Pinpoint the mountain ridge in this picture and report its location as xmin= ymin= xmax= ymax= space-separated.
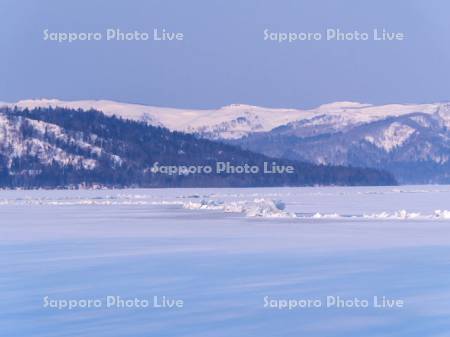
xmin=4 ymin=98 xmax=449 ymax=140
xmin=3 ymin=98 xmax=450 ymax=184
xmin=0 ymin=106 xmax=396 ymax=188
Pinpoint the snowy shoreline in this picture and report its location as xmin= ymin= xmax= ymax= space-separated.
xmin=2 ymin=187 xmax=450 ymax=220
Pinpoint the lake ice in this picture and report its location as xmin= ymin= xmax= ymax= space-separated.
xmin=1 ymin=186 xmax=450 ymax=336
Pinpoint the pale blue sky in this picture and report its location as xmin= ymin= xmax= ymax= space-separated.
xmin=1 ymin=0 xmax=449 ymax=108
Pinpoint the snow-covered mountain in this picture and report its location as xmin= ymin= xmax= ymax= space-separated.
xmin=0 ymin=106 xmax=396 ymax=188
xmin=5 ymin=98 xmax=449 ymax=140
xmin=232 ymin=110 xmax=450 ymax=183
xmin=3 ymin=99 xmax=310 ymax=139
xmin=3 ymin=98 xmax=450 ymax=183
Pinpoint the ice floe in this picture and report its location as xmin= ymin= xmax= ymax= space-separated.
xmin=1 ymin=190 xmax=450 ymax=221
xmin=183 ymin=198 xmax=295 ymax=218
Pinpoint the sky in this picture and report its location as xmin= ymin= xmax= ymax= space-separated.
xmin=0 ymin=0 xmax=449 ymax=109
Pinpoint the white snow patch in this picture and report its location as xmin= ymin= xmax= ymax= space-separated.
xmin=364 ymin=122 xmax=416 ymax=152
xmin=311 ymin=212 xmax=341 ymax=219
xmin=434 ymin=210 xmax=450 ymax=219
xmin=363 ymin=210 xmax=422 ymax=220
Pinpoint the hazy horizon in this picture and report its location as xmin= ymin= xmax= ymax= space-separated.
xmin=2 ymin=97 xmax=450 ymax=111
xmin=1 ymin=0 xmax=450 ymax=109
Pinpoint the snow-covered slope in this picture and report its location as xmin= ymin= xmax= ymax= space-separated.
xmin=4 ymin=98 xmax=450 ymax=183
xmin=1 ymin=107 xmax=398 ymax=188
xmin=3 ymin=99 xmax=311 ymax=139
xmin=4 ymin=99 xmax=449 ymax=140
xmin=233 ymin=111 xmax=450 ymax=184
xmin=0 ymin=113 xmax=100 ymax=170
xmin=363 ymin=122 xmax=416 ymax=152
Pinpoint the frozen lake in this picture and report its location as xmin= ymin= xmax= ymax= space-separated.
xmin=2 ymin=186 xmax=450 ymax=336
